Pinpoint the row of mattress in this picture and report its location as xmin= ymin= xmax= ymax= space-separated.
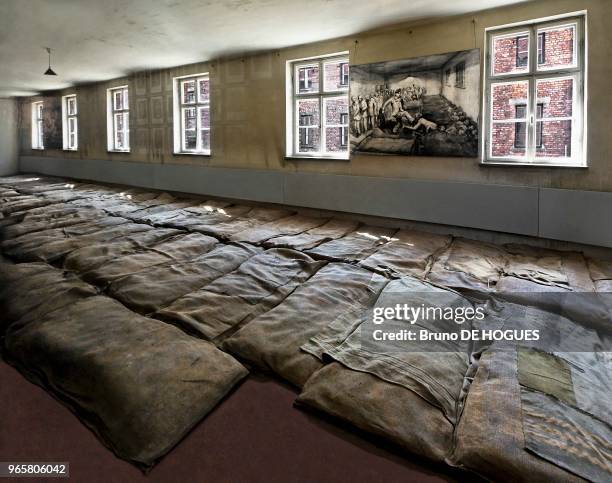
xmin=1 ymin=174 xmax=611 ymax=480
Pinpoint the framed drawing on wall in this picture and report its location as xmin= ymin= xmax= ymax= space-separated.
xmin=42 ymin=97 xmax=63 ymax=150
xmin=349 ymin=48 xmax=480 ymax=157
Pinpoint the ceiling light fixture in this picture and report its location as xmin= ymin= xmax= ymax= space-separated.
xmin=44 ymin=47 xmax=57 ymax=76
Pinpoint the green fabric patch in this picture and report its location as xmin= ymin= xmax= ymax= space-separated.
xmin=517 ymin=347 xmax=576 ymax=406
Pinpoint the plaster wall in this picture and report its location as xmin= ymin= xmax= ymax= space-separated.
xmin=17 ymin=0 xmax=612 ymax=192
xmin=0 ymin=98 xmax=18 ymax=175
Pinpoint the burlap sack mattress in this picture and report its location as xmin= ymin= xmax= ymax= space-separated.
xmin=1 ymin=174 xmax=610 ymax=479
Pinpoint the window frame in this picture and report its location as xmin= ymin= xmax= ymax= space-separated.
xmin=31 ymin=101 xmax=44 ymax=150
xmin=107 ymin=86 xmax=130 ymax=152
xmin=62 ymin=94 xmax=78 ymax=151
xmin=172 ymin=73 xmax=211 ymax=156
xmin=286 ymin=52 xmax=350 ymax=160
xmin=483 ymin=15 xmax=586 ymax=167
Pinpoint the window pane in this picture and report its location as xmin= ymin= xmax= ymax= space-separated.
xmin=324 ymin=97 xmax=349 ymax=153
xmin=114 ymin=91 xmax=123 ymax=110
xmin=114 ymin=112 xmax=128 ymax=149
xmin=534 ymin=120 xmax=572 ymax=158
xmin=297 ymin=98 xmax=320 ymax=152
xmin=68 ymin=97 xmax=76 ymax=115
xmin=198 ymin=78 xmax=210 ymax=103
xmin=492 ymin=122 xmax=526 ymax=157
xmin=536 ymin=104 xmax=544 ymax=148
xmin=37 ymin=120 xmax=44 ymax=148
xmin=37 ymin=104 xmax=43 ymax=118
xmin=183 ymin=107 xmax=196 ymax=130
xmin=490 ymin=81 xmax=529 ymax=157
xmin=114 ymin=113 xmax=124 ymax=149
xmin=182 ymin=80 xmax=196 ymax=104
xmin=183 ymin=108 xmax=196 ymax=150
xmin=512 ymin=105 xmax=527 ymax=149
xmin=536 ymin=77 xmax=573 ymax=118
xmin=324 ymin=97 xmax=348 ymax=125
xmin=184 ymin=131 xmax=197 ymax=150
xmin=323 ymin=60 xmax=349 ymax=91
xmin=535 ymin=77 xmax=573 ymax=159
xmin=491 ymin=81 xmax=529 ymax=120
xmin=69 ymin=117 xmax=76 ymax=133
xmin=199 ymin=107 xmax=210 ymax=129
xmin=296 ymin=65 xmax=319 ymax=94
xmin=200 ymin=130 xmax=210 ymax=151
xmin=537 ymin=24 xmax=576 ymax=70
xmin=123 ymin=89 xmax=129 ymax=109
xmin=492 ymin=32 xmax=530 ymax=75
xmin=326 ymin=126 xmax=349 ymax=152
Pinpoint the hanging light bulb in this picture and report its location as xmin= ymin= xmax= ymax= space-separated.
xmin=44 ymin=47 xmax=57 ymax=76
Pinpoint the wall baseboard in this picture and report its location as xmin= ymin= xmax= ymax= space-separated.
xmin=539 ymin=188 xmax=612 ymax=248
xmin=18 ymin=155 xmax=612 ymax=248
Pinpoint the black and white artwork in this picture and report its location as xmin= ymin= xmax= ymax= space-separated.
xmin=350 ymin=48 xmax=480 ymax=157
xmin=42 ymin=97 xmax=63 ymax=150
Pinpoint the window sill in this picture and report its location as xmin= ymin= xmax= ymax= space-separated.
xmin=285 ymin=155 xmax=350 ymax=162
xmin=63 ymin=148 xmax=78 ymax=152
xmin=173 ymin=151 xmax=211 ymax=157
xmin=481 ymin=160 xmax=587 ymax=168
xmin=31 ymin=148 xmax=44 ymax=151
xmin=107 ymin=150 xmax=131 ymax=153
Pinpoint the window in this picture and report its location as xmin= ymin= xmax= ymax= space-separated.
xmin=485 ymin=15 xmax=585 ymax=166
xmin=513 ymin=105 xmax=527 ymax=148
xmin=339 ymin=62 xmax=349 ymax=87
xmin=173 ymin=73 xmax=210 ymax=154
xmin=535 ymin=103 xmax=544 ymax=148
xmin=516 ymin=35 xmax=529 ymax=68
xmin=514 ymin=103 xmax=543 ymax=149
xmin=31 ymin=101 xmax=44 ymax=150
xmin=340 ymin=113 xmax=349 ymax=147
xmin=537 ymin=32 xmax=546 ymax=65
xmin=107 ymin=86 xmax=129 ymax=151
xmin=287 ymin=54 xmax=349 ymax=158
xmin=62 ymin=95 xmax=78 ymax=150
xmin=455 ymin=62 xmax=465 ymax=88
xmin=299 ymin=114 xmax=315 ymax=148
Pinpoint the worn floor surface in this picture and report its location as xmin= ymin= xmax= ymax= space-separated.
xmin=0 ymin=362 xmax=460 ymax=483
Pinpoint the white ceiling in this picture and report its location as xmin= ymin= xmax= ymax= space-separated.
xmin=0 ymin=0 xmax=529 ymax=97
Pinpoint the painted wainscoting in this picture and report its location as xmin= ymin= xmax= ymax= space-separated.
xmin=19 ymin=155 xmax=612 ymax=248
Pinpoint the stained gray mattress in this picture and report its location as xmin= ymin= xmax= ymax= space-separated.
xmin=3 ymin=296 xmax=248 ymax=469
